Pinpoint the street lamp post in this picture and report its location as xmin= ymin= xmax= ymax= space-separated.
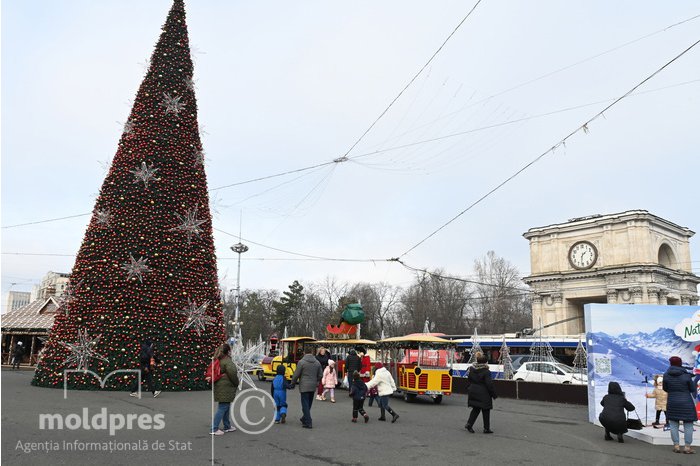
xmin=230 ymin=241 xmax=249 ymax=343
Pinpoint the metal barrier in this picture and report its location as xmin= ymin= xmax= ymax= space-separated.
xmin=452 ymin=378 xmax=587 ymax=405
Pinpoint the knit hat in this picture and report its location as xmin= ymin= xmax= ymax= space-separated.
xmin=17 ymin=341 xmax=23 ymax=345
xmin=276 ymin=364 xmax=286 ymax=375
xmin=328 ymin=359 xmax=335 ymax=366
xmin=669 ymin=356 xmax=683 ymax=367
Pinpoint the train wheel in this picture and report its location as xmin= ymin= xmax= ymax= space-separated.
xmin=433 ymin=395 xmax=443 ymax=404
xmin=404 ymin=393 xmax=417 ymax=403
xmin=257 ymin=371 xmax=265 ymax=381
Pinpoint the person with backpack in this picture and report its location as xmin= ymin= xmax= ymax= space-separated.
xmin=210 ymin=343 xmax=240 ymax=435
xmin=271 ymin=364 xmax=292 ymax=424
xmin=349 ymin=371 xmax=370 ymax=423
xmin=130 ymin=339 xmax=162 ymax=398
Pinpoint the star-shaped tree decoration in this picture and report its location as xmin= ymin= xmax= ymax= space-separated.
xmin=169 ymin=207 xmax=206 ymax=244
xmin=231 ymin=340 xmax=266 ymax=390
xmin=121 ymin=254 xmax=151 ymax=283
xmin=194 ymin=150 xmax=206 ymax=166
xmin=184 ymin=76 xmax=196 ymax=91
xmin=56 ymin=279 xmax=84 ymax=315
xmin=130 ymin=161 xmax=159 ymax=189
xmin=59 ymin=329 xmax=109 ymax=371
xmin=94 ymin=209 xmax=112 ymax=228
xmin=120 ymin=118 xmax=134 ymax=135
xmin=160 ymin=92 xmax=186 ymax=115
xmin=177 ymin=299 xmax=215 ymax=336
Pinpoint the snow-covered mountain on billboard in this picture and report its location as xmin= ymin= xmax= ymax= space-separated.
xmin=590 ymin=328 xmax=694 ymax=383
xmin=615 ymin=328 xmax=695 ymax=360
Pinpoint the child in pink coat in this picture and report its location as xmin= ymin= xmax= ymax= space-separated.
xmin=321 ymin=359 xmax=338 ymax=402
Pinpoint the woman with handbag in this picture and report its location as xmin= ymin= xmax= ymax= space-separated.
xmin=663 ymin=356 xmax=696 ymax=454
xmin=599 ymin=381 xmax=635 ymax=443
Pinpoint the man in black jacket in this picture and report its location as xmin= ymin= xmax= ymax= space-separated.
xmin=344 ymin=348 xmax=362 ymax=383
xmin=130 ymin=339 xmax=162 ymax=398
xmin=12 ymin=342 xmax=25 ymax=370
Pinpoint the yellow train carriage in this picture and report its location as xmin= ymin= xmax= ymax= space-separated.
xmin=377 ymin=334 xmax=455 ymax=404
xmin=256 ymin=336 xmax=316 ymax=381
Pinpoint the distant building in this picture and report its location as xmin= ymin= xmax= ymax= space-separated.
xmin=523 ymin=210 xmax=700 ymax=335
xmin=30 ymin=271 xmax=71 ymax=301
xmin=5 ymin=291 xmax=31 ymax=311
xmin=1 ymin=297 xmax=59 ymax=366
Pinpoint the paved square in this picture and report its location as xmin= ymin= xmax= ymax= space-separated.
xmin=1 ymin=369 xmax=696 ymax=465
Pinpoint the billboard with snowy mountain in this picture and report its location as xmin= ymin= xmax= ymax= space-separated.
xmin=584 ymin=304 xmax=700 ymax=424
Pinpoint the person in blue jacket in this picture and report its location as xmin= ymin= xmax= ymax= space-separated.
xmin=271 ymin=364 xmax=293 ymax=424
xmin=664 ymin=356 xmax=697 ymax=454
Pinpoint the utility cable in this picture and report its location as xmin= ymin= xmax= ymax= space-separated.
xmin=338 ymin=0 xmax=484 ymax=160
xmin=4 ymin=78 xmax=697 ymax=231
xmin=399 ymin=38 xmax=700 ymax=258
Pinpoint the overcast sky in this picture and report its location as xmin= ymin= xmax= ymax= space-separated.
xmin=2 ymin=0 xmax=699 ymax=311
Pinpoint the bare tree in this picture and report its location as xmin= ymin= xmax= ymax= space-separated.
xmin=470 ymin=251 xmax=531 ymax=334
xmin=348 ymin=282 xmax=401 ymax=339
xmin=398 ymin=269 xmax=472 ymax=335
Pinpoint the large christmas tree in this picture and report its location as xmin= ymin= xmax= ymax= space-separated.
xmin=32 ymin=0 xmax=225 ymax=391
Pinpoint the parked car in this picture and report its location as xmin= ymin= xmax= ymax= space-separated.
xmin=510 ymin=354 xmax=567 ymax=371
xmin=513 ymin=361 xmax=587 ymax=384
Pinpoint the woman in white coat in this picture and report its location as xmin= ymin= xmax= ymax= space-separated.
xmin=365 ymin=362 xmax=399 ymax=423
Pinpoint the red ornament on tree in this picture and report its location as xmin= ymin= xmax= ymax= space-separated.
xmin=32 ymin=0 xmax=225 ymax=391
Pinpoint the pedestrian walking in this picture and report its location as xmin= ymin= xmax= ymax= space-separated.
xmin=349 ymin=371 xmax=370 ymax=423
xmin=130 ymin=339 xmax=162 ymax=398
xmin=315 ymin=347 xmax=330 ymax=400
xmin=663 ymin=356 xmax=697 ymax=454
xmin=599 ymin=381 xmax=635 ymax=443
xmin=11 ymin=341 xmax=25 ymax=370
xmin=365 ymin=362 xmax=399 ymax=423
xmin=271 ymin=364 xmax=292 ymax=424
xmin=210 ymin=343 xmax=240 ymax=435
xmin=465 ymin=354 xmax=497 ymax=434
xmin=291 ymin=346 xmax=323 ymax=429
xmin=321 ymin=359 xmax=338 ymax=402
xmin=645 ymin=374 xmax=669 ymax=429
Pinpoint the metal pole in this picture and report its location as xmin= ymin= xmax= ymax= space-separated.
xmin=230 ymin=214 xmax=248 ymax=343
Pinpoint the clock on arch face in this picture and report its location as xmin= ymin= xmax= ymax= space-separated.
xmin=568 ymin=241 xmax=598 ymax=270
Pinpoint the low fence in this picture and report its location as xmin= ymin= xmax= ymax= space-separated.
xmin=452 ymin=378 xmax=588 ymax=405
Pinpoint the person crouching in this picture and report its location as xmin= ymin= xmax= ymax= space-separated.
xmin=599 ymin=381 xmax=635 ymax=443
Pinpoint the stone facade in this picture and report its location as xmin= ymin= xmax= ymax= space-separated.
xmin=522 ymin=210 xmax=699 ymax=335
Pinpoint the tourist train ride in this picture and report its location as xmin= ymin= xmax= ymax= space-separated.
xmin=256 ymin=336 xmax=316 ymax=381
xmin=376 ymin=334 xmax=456 ymax=404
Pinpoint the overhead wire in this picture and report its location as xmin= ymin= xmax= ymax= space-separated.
xmin=4 ymin=77 xmax=697 ymax=230
xmin=399 ymin=38 xmax=700 ymax=258
xmin=372 ymin=12 xmax=700 ymax=149
xmin=338 ymin=0 xmax=484 ymax=160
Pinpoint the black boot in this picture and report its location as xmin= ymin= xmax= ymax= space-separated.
xmin=378 ymin=408 xmax=386 ymax=421
xmin=617 ymin=434 xmax=624 ymax=443
xmin=387 ymin=408 xmax=399 ymax=423
xmin=604 ymin=430 xmax=613 ymax=441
